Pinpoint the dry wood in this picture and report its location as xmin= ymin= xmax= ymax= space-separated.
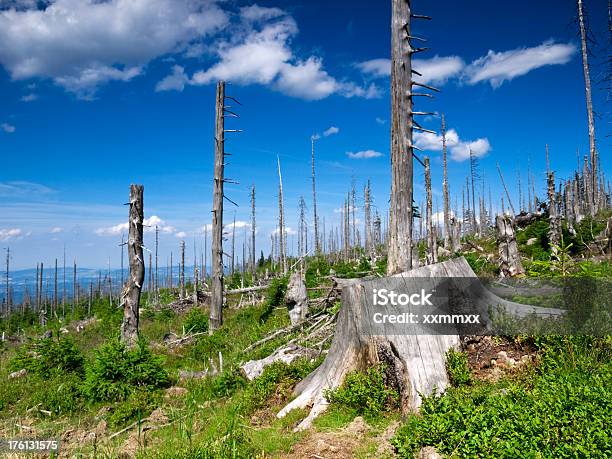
xmin=120 ymin=184 xmax=145 ymax=347
xmin=210 ymin=81 xmax=225 ymax=331
xmin=388 ymin=0 xmax=414 ymax=274
xmin=286 ymin=271 xmax=308 ymax=325
xmin=241 ymin=344 xmax=318 ymax=381
xmin=496 ymin=215 xmax=524 ymax=277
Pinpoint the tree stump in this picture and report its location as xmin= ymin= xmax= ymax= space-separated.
xmin=496 ymin=215 xmax=524 ymax=277
xmin=286 ymin=271 xmax=308 ymax=325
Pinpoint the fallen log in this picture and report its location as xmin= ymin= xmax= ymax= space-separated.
xmin=240 ymin=344 xmax=318 ymax=381
xmin=226 ymin=285 xmax=269 ymax=295
xmin=277 ymin=257 xmax=561 ymax=431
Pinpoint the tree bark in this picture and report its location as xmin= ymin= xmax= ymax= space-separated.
xmin=277 ymin=156 xmax=287 ymax=274
xmin=425 ymin=157 xmax=438 ymax=264
xmin=496 ymin=215 xmax=525 ymax=278
xmin=311 ymin=137 xmax=320 ymax=254
xmin=286 ymin=271 xmax=308 ymax=325
xmin=210 ymin=81 xmax=225 ymax=332
xmin=120 ymin=184 xmax=145 ymax=347
xmin=387 ymin=0 xmax=414 ymax=274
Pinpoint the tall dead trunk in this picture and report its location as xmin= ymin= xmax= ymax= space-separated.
xmin=231 ymin=213 xmax=236 ymax=276
xmin=496 ymin=162 xmax=516 ymax=216
xmin=547 ymin=171 xmax=562 ymax=247
xmin=180 ymin=241 xmax=186 ymax=299
xmin=4 ymin=248 xmax=9 ymax=317
xmin=251 ymin=185 xmax=256 ymax=280
xmin=277 ymin=156 xmax=287 ymax=274
xmin=425 ymin=157 xmax=438 ymax=264
xmin=120 ymin=184 xmax=145 ymax=347
xmin=73 ymin=259 xmax=77 ymax=313
xmin=387 ymin=0 xmax=414 ymax=274
xmin=441 ymin=114 xmax=451 ymax=249
xmin=496 ymin=215 xmax=524 ymax=277
xmin=577 ymin=0 xmax=597 ymax=209
xmin=210 ymin=81 xmax=226 ymax=332
xmin=311 ymin=137 xmax=320 ymax=254
xmin=364 ymin=180 xmax=373 ymax=257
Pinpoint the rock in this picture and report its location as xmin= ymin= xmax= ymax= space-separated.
xmin=8 ymin=368 xmax=27 ymax=379
xmin=526 ymin=237 xmax=538 ymax=246
xmin=417 ymin=446 xmax=443 ymax=459
xmin=165 ymin=386 xmax=188 ymax=398
xmin=286 ymin=271 xmax=308 ymax=325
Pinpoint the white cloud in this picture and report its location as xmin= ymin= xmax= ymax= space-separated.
xmin=413 ymin=55 xmax=465 ymax=85
xmin=464 ymin=41 xmax=576 ymax=87
xmin=413 ymin=128 xmax=491 ymax=162
xmin=95 ymin=222 xmax=128 ymax=236
xmin=155 ymin=65 xmax=189 ymax=92
xmin=50 ymin=227 xmax=63 ymax=234
xmin=171 ymin=11 xmax=379 ymax=101
xmin=0 ymin=228 xmax=23 ymax=241
xmin=175 ymin=231 xmax=188 ymax=239
xmin=375 ymin=117 xmax=386 ymax=125
xmin=20 ymin=93 xmax=37 ymax=102
xmin=346 ymin=150 xmax=383 ymax=159
xmin=0 ymin=0 xmax=228 ymax=98
xmin=356 ymin=58 xmax=390 ymax=78
xmin=1 ymin=123 xmax=16 ymax=133
xmin=323 ymin=126 xmax=339 ymax=137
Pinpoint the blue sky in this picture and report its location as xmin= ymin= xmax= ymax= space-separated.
xmin=0 ymin=0 xmax=610 ymax=270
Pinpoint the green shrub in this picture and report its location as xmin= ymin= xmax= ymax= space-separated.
xmin=210 ymin=369 xmax=246 ymax=398
xmin=445 ymin=348 xmax=472 ymax=387
xmin=258 ymin=277 xmax=288 ymax=323
xmin=82 ymin=339 xmax=170 ymax=403
xmin=392 ymin=337 xmax=612 ymax=458
xmin=325 ymin=365 xmax=399 ymax=418
xmin=107 ymin=389 xmax=161 ymax=428
xmin=183 ymin=308 xmax=209 ymax=334
xmin=464 ymin=252 xmax=497 ymax=276
xmin=30 ymin=372 xmax=84 ymax=416
xmin=9 ymin=335 xmax=84 ymax=378
xmin=305 ymin=257 xmax=330 ymax=288
xmin=517 ymin=219 xmax=550 ymax=260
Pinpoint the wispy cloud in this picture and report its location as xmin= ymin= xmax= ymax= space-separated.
xmin=95 ymin=215 xmax=176 ymax=236
xmin=1 ymin=123 xmax=16 ymax=133
xmin=323 ymin=126 xmax=339 ymax=137
xmin=0 ymin=181 xmax=54 ymax=197
xmin=356 ymin=41 xmax=575 ymax=88
xmin=20 ymin=93 xmax=38 ymax=102
xmin=50 ymin=227 xmax=64 ymax=234
xmin=463 ymin=41 xmax=576 ymax=87
xmin=346 ymin=150 xmax=383 ymax=159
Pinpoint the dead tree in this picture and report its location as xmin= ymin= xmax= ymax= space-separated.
xmin=364 ymin=180 xmax=373 ymax=257
xmin=298 ymin=196 xmax=307 ymax=258
xmin=120 ymin=184 xmax=145 ymax=347
xmin=277 ymin=156 xmax=288 ymax=274
xmin=469 ymin=149 xmax=479 ymax=233
xmin=311 ymin=136 xmax=320 ymax=254
xmin=155 ymin=225 xmax=159 ymax=297
xmin=425 ymin=157 xmax=438 ymax=264
xmin=387 ymin=0 xmax=416 ymax=274
xmin=441 ymin=114 xmax=451 ymax=249
xmin=577 ymin=0 xmax=597 ymax=208
xmin=73 ymin=259 xmax=77 ymax=313
xmin=496 ymin=214 xmax=525 ymax=277
xmin=251 ymin=185 xmax=256 ymax=280
xmin=496 ymin=162 xmax=516 ymax=216
xmin=231 ymin=213 xmax=236 ymax=276
xmin=180 ymin=241 xmax=186 ymax=299
xmin=547 ymin=171 xmax=562 ymax=247
xmin=62 ymin=247 xmax=66 ymax=317
xmin=210 ymin=81 xmax=226 ymax=331
xmin=4 ymin=247 xmax=9 ymax=316
xmin=54 ymin=258 xmax=58 ymax=318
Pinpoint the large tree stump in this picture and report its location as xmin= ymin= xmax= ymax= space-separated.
xmin=496 ymin=215 xmax=525 ymax=277
xmin=277 ymin=257 xmax=559 ymax=431
xmin=286 ymin=271 xmax=308 ymax=325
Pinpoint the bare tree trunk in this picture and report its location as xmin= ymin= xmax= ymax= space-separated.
xmin=155 ymin=225 xmax=159 ymax=298
xmin=496 ymin=162 xmax=516 ymax=216
xmin=364 ymin=180 xmax=373 ymax=257
xmin=251 ymin=185 xmax=256 ymax=280
xmin=425 ymin=157 xmax=438 ymax=264
xmin=387 ymin=0 xmax=414 ymax=274
xmin=180 ymin=241 xmax=186 ymax=299
xmin=311 ymin=137 xmax=320 ymax=254
xmin=547 ymin=171 xmax=562 ymax=247
xmin=73 ymin=259 xmax=77 ymax=314
xmin=496 ymin=215 xmax=524 ymax=277
xmin=210 ymin=81 xmax=226 ymax=332
xmin=4 ymin=248 xmax=9 ymax=317
xmin=441 ymin=114 xmax=451 ymax=248
xmin=231 ymin=213 xmax=236 ymax=276
xmin=277 ymin=156 xmax=287 ymax=274
xmin=577 ymin=0 xmax=597 ymax=211
xmin=62 ymin=246 xmax=66 ymax=318
xmin=120 ymin=184 xmax=145 ymax=347
xmin=54 ymin=258 xmax=58 ymax=319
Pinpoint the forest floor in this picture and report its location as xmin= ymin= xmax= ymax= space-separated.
xmin=0 ymin=213 xmax=611 ymax=458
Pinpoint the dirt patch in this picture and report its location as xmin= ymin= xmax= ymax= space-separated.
xmin=462 ymin=336 xmax=537 ymax=382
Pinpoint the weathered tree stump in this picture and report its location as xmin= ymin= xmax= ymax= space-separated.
xmin=240 ymin=344 xmax=317 ymax=381
xmin=496 ymin=215 xmax=525 ymax=277
xmin=286 ymin=271 xmax=308 ymax=325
